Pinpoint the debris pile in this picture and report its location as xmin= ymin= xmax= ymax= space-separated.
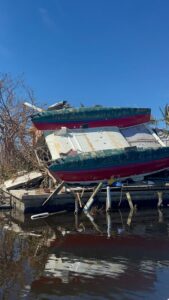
xmin=1 ymin=73 xmax=169 ymax=215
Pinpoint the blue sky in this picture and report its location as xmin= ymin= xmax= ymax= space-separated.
xmin=0 ymin=0 xmax=169 ymax=118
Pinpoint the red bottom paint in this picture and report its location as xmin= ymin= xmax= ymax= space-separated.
xmin=50 ymin=234 xmax=169 ymax=250
xmin=33 ymin=114 xmax=150 ymax=130
xmin=50 ymin=156 xmax=169 ymax=182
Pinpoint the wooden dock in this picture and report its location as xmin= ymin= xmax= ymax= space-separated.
xmin=3 ymin=182 xmax=169 ymax=214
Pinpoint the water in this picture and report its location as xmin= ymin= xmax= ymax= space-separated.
xmin=0 ymin=208 xmax=169 ymax=300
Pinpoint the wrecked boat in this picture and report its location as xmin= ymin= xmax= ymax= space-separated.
xmin=48 ymin=146 xmax=169 ymax=183
xmin=43 ymin=124 xmax=169 ymax=183
xmin=30 ymin=101 xmax=169 ymax=184
xmin=31 ymin=106 xmax=151 ymax=130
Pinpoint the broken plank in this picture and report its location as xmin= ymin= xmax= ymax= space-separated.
xmin=42 ymin=181 xmax=65 ymax=206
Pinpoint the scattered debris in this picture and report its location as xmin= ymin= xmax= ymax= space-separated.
xmin=2 ymin=171 xmax=43 ymax=191
xmin=1 ymin=74 xmax=169 ymax=215
xmin=31 ymin=210 xmax=67 ymax=220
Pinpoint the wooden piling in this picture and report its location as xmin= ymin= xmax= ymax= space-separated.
xmin=106 ymin=186 xmax=111 ymax=212
xmin=42 ymin=181 xmax=65 ymax=206
xmin=84 ymin=210 xmax=102 ymax=233
xmin=126 ymin=192 xmax=134 ymax=210
xmin=74 ymin=197 xmax=79 ymax=215
xmin=127 ymin=209 xmax=134 ymax=226
xmin=157 ymin=191 xmax=163 ymax=207
xmin=83 ymin=182 xmax=103 ymax=211
xmin=106 ymin=213 xmax=111 ymax=238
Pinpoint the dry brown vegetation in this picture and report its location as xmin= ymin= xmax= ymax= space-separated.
xmin=0 ymin=74 xmax=40 ymax=182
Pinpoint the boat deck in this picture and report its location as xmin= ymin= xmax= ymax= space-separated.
xmin=44 ymin=124 xmax=163 ymax=161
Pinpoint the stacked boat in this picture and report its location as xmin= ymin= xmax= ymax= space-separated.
xmin=31 ymin=105 xmax=169 ymax=184
xmin=32 ymin=106 xmax=151 ymax=130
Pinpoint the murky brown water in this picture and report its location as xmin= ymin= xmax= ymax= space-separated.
xmin=0 ymin=208 xmax=169 ymax=299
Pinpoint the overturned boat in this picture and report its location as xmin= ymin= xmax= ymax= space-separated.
xmin=32 ymin=106 xmax=151 ymax=130
xmin=49 ymin=146 xmax=169 ymax=183
xmin=44 ymin=124 xmax=169 ymax=183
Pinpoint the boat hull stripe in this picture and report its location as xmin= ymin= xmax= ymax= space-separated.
xmin=33 ymin=114 xmax=150 ymax=130
xmin=50 ymin=156 xmax=169 ymax=182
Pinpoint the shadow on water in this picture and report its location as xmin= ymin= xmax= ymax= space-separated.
xmin=0 ymin=208 xmax=169 ymax=299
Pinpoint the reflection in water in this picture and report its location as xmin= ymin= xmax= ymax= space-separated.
xmin=44 ymin=254 xmax=126 ymax=282
xmin=0 ymin=209 xmax=169 ymax=299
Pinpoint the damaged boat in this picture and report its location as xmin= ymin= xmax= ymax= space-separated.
xmin=31 ymin=106 xmax=151 ymax=130
xmin=30 ymin=101 xmax=169 ymax=184
xmin=43 ymin=124 xmax=169 ymax=183
xmin=48 ymin=146 xmax=169 ymax=183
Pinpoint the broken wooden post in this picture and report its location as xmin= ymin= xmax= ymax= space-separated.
xmin=84 ymin=210 xmax=102 ymax=233
xmin=158 ymin=208 xmax=163 ymax=223
xmin=106 ymin=213 xmax=111 ymax=238
xmin=73 ymin=192 xmax=83 ymax=208
xmin=83 ymin=182 xmax=103 ymax=212
xmin=73 ymin=191 xmax=83 ymax=215
xmin=75 ymin=211 xmax=78 ymax=230
xmin=31 ymin=210 xmax=67 ymax=220
xmin=126 ymin=192 xmax=134 ymax=210
xmin=119 ymin=209 xmax=123 ymax=225
xmin=74 ymin=198 xmax=79 ymax=215
xmin=118 ymin=186 xmax=123 ymax=207
xmin=157 ymin=191 xmax=163 ymax=207
xmin=127 ymin=208 xmax=134 ymax=226
xmin=106 ymin=186 xmax=111 ymax=212
xmin=42 ymin=181 xmax=65 ymax=206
